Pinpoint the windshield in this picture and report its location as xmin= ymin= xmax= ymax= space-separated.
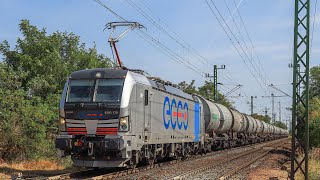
xmin=66 ymin=80 xmax=94 ymax=102
xmin=94 ymin=79 xmax=124 ymax=102
xmin=66 ymin=79 xmax=124 ymax=103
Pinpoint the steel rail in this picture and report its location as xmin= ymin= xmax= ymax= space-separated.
xmin=170 ymin=138 xmax=287 ymax=180
xmin=40 ymin=138 xmax=287 ymax=180
xmin=218 ymin=140 xmax=288 ymax=180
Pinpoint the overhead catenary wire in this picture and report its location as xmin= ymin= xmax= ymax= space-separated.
xmin=231 ymin=0 xmax=273 ymax=85
xmin=223 ymin=0 xmax=271 ymax=89
xmin=204 ymin=0 xmax=271 ymax=99
xmin=125 ymin=0 xmax=211 ymax=69
xmin=93 ymin=0 xmax=206 ymax=77
xmin=94 ymin=0 xmax=126 ymax=21
xmin=310 ymin=0 xmax=318 ymax=55
xmin=137 ymin=29 xmax=205 ymax=76
xmin=126 ymin=0 xmax=245 ymax=89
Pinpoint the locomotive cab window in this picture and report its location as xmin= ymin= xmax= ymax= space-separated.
xmin=94 ymin=79 xmax=124 ymax=102
xmin=66 ymin=79 xmax=124 ymax=103
xmin=66 ymin=79 xmax=94 ymax=102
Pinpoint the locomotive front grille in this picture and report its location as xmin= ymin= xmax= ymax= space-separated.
xmin=66 ymin=119 xmax=119 ymax=135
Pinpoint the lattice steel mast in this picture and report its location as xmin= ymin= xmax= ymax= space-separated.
xmin=290 ymin=0 xmax=310 ymax=179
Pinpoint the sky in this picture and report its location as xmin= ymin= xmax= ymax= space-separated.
xmin=1 ymin=0 xmax=319 ymax=128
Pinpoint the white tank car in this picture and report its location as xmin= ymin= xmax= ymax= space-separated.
xmin=197 ymin=96 xmax=233 ymax=134
xmin=229 ymin=109 xmax=244 ymax=132
xmin=245 ymin=115 xmax=255 ymax=134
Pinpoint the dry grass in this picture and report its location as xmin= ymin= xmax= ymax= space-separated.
xmin=0 ymin=159 xmax=67 ymax=179
xmin=0 ymin=160 xmax=64 ymax=171
xmin=0 ymin=158 xmax=75 ymax=179
xmin=295 ymin=148 xmax=320 ymax=180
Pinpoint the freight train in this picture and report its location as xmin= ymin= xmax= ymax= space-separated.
xmin=55 ymin=68 xmax=288 ymax=168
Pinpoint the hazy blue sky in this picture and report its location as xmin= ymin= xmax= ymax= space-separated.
xmin=1 ymin=0 xmax=319 ymax=126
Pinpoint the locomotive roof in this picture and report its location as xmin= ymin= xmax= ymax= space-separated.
xmin=147 ymin=79 xmax=194 ymax=100
xmin=69 ymin=68 xmax=128 ymax=79
xmin=69 ymin=68 xmax=194 ymax=101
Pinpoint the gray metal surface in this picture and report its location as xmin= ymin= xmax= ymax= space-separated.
xmin=197 ymin=96 xmax=221 ymax=133
xmin=245 ymin=115 xmax=255 ymax=134
xmin=230 ymin=109 xmax=243 ymax=132
xmin=214 ymin=103 xmax=233 ymax=133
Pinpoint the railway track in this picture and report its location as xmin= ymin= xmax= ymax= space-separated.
xmin=36 ymin=138 xmax=287 ymax=180
xmin=170 ymin=138 xmax=287 ymax=180
xmin=217 ymin=140 xmax=289 ymax=180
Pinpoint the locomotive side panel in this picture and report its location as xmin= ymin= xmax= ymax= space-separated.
xmin=146 ymin=89 xmax=201 ymax=145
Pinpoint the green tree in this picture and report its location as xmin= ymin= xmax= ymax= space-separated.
xmin=179 ymin=80 xmax=233 ymax=108
xmin=273 ymin=121 xmax=287 ymax=130
xmin=198 ymin=81 xmax=233 ymax=108
xmin=0 ymin=20 xmax=112 ymax=161
xmin=309 ymin=97 xmax=320 ymax=147
xmin=310 ymin=65 xmax=320 ymax=98
xmin=178 ymin=80 xmax=197 ymax=94
xmin=308 ymin=66 xmax=320 ymax=148
xmin=0 ymin=20 xmax=112 ymax=99
xmin=198 ymin=81 xmax=215 ymax=100
xmin=251 ymin=113 xmax=271 ymax=124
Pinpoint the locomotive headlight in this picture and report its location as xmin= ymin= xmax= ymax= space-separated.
xmin=119 ymin=116 xmax=129 ymax=131
xmin=59 ymin=117 xmax=66 ymax=131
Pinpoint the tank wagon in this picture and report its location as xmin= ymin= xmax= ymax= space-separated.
xmin=55 ymin=68 xmax=288 ymax=168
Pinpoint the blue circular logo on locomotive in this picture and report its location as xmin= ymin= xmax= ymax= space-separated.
xmin=163 ymin=96 xmax=188 ymax=130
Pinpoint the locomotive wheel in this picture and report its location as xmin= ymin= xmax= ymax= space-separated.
xmin=128 ymin=151 xmax=140 ymax=169
xmin=128 ymin=160 xmax=137 ymax=169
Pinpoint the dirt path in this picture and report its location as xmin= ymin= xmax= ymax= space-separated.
xmin=247 ymin=142 xmax=291 ymax=180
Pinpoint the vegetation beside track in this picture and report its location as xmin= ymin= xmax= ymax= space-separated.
xmin=294 ymin=148 xmax=320 ymax=180
xmin=0 ymin=20 xmax=112 ymax=162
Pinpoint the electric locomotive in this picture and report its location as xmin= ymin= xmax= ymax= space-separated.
xmin=55 ymin=68 xmax=203 ymax=168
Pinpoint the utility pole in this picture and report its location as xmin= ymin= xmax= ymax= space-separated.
xmin=285 ymin=118 xmax=289 ymax=130
xmin=250 ymin=96 xmax=257 ymax=115
xmin=291 ymin=0 xmax=310 ymax=179
xmin=278 ymin=101 xmax=281 ymax=122
xmin=206 ymin=65 xmax=225 ymax=101
xmin=272 ymin=93 xmax=275 ymax=123
xmin=261 ymin=94 xmax=286 ymax=124
xmin=214 ymin=65 xmax=218 ymax=101
xmin=265 ymin=107 xmax=268 ymax=117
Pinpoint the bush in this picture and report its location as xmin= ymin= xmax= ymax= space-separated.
xmin=0 ymin=20 xmax=111 ymax=162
